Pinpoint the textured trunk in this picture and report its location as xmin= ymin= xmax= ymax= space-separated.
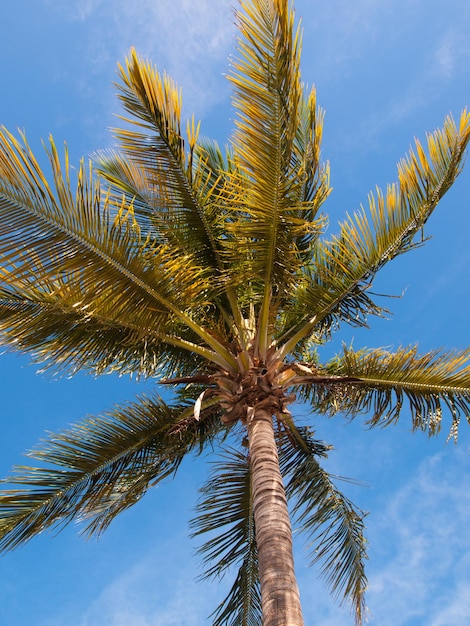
xmin=247 ymin=407 xmax=304 ymax=626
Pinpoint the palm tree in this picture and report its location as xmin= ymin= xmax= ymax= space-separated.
xmin=0 ymin=0 xmax=469 ymax=624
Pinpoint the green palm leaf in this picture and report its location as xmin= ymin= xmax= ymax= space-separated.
xmin=0 ymin=130 xmax=198 ymax=317
xmin=0 ymin=290 xmax=208 ymax=377
xmin=318 ymin=345 xmax=470 ymax=439
xmin=0 ymin=394 xmax=223 ymax=550
xmin=98 ymin=53 xmax=248 ymax=348
xmin=191 ymin=448 xmax=261 ymax=626
xmin=211 ymin=557 xmax=261 ymax=626
xmin=95 ymin=150 xmax=172 ymax=241
xmin=278 ymin=427 xmax=367 ymax=625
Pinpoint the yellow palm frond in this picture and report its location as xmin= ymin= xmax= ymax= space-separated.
xmin=279 ymin=110 xmax=470 ymax=356
xmin=101 ymin=53 xmax=249 ymax=344
xmin=228 ymin=0 xmax=328 ymax=353
xmin=111 ymin=49 xmax=223 ymax=271
xmin=0 ymin=290 xmax=213 ymax=377
xmin=0 ymin=129 xmax=237 ymax=371
xmin=95 ymin=150 xmax=171 ymax=240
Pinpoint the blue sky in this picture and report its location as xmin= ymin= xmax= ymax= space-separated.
xmin=0 ymin=0 xmax=470 ymax=624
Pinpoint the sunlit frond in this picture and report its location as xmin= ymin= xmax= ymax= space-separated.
xmin=278 ymin=427 xmax=368 ymax=625
xmin=0 ymin=129 xmax=238 ymax=370
xmin=111 ymin=49 xmax=224 ymax=270
xmin=192 ymin=140 xmax=260 ymax=313
xmin=0 ymin=2 xmax=469 ymax=624
xmin=228 ymin=0 xmax=328 ymax=353
xmin=279 ymin=109 xmax=470 ymax=355
xmin=317 ymin=345 xmax=470 ymax=440
xmin=191 ymin=449 xmax=261 ymax=626
xmin=0 ymin=394 xmax=224 ymax=550
xmin=101 ymin=55 xmax=248 ymax=344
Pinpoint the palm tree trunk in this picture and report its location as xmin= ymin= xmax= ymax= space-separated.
xmin=247 ymin=407 xmax=304 ymax=626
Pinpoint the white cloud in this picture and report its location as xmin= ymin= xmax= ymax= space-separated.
xmin=296 ymin=0 xmax=470 ymax=159
xmin=71 ymin=537 xmax=225 ymax=626
xmin=46 ymin=0 xmax=235 ymax=118
xmin=79 ymin=563 xmax=202 ymax=625
xmin=364 ymin=449 xmax=470 ymax=625
xmin=433 ymin=28 xmax=470 ymax=81
xmin=429 ymin=580 xmax=470 ymax=626
xmin=44 ymin=0 xmax=102 ymax=21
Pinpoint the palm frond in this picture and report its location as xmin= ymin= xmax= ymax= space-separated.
xmin=228 ymin=0 xmax=328 ymax=352
xmin=108 ymin=49 xmax=224 ymax=270
xmin=210 ymin=559 xmax=261 ymax=626
xmin=278 ymin=427 xmax=368 ymax=625
xmin=317 ymin=345 xmax=470 ymax=440
xmin=0 ymin=394 xmax=223 ymax=551
xmin=95 ymin=149 xmax=173 ymax=242
xmin=0 ymin=290 xmax=210 ymax=377
xmin=279 ymin=109 xmax=470 ymax=355
xmin=191 ymin=449 xmax=261 ymax=626
xmin=193 ymin=140 xmax=261 ymax=316
xmin=292 ymin=87 xmax=331 ymax=218
xmin=96 ymin=145 xmax=223 ymax=269
xmin=0 ymin=129 xmax=238 ymax=370
xmin=100 ymin=54 xmax=248 ymax=344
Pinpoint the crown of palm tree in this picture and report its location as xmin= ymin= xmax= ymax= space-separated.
xmin=0 ymin=1 xmax=469 ymax=624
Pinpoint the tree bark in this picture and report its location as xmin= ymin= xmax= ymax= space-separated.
xmin=247 ymin=407 xmax=304 ymax=626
